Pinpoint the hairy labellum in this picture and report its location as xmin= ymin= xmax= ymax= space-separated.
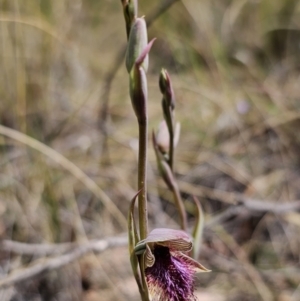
xmin=146 ymin=246 xmax=196 ymax=301
xmin=135 ymin=228 xmax=210 ymax=301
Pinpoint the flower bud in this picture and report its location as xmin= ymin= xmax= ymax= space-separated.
xmin=129 ymin=66 xmax=148 ymax=122
xmin=159 ymin=68 xmax=175 ymax=110
xmin=122 ymin=0 xmax=138 ymax=39
xmin=156 ymin=120 xmax=169 ymax=154
xmin=129 ymin=39 xmax=155 ymax=121
xmin=152 ymin=131 xmax=174 ymax=190
xmin=156 ymin=120 xmax=181 ymax=155
xmin=159 ymin=68 xmax=168 ymax=94
xmin=126 ymin=17 xmax=148 ymax=73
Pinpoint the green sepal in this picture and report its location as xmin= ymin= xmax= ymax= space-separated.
xmin=192 ymin=196 xmax=204 ymax=260
xmin=128 ymin=190 xmax=145 ymax=297
xmin=128 ymin=190 xmax=140 ymax=254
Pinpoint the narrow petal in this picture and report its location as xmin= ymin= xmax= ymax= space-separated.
xmin=175 ymin=252 xmax=211 ymax=273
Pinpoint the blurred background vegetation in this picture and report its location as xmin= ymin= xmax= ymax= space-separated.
xmin=0 ymin=0 xmax=300 ymax=300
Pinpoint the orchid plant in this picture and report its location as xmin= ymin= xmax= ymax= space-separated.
xmin=121 ymin=1 xmax=210 ymax=300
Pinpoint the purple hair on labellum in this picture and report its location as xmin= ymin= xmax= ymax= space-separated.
xmin=134 ymin=228 xmax=210 ymax=301
xmin=146 ymin=246 xmax=197 ymax=301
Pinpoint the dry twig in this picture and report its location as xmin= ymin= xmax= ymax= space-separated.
xmin=0 ymin=236 xmax=127 ymax=289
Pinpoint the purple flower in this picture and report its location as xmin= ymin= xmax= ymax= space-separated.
xmin=135 ymin=228 xmax=210 ymax=301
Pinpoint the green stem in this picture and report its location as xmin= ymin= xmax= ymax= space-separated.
xmin=139 ymin=255 xmax=150 ymax=301
xmin=169 ymin=119 xmax=174 ymax=171
xmin=171 ymin=181 xmax=187 ymax=231
xmin=138 ymin=118 xmax=148 ymax=240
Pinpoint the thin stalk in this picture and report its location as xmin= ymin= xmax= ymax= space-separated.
xmin=138 ymin=118 xmax=148 ymax=240
xmin=171 ymin=181 xmax=187 ymax=231
xmin=139 ymin=255 xmax=150 ymax=301
xmin=168 ymin=119 xmax=174 ymax=171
